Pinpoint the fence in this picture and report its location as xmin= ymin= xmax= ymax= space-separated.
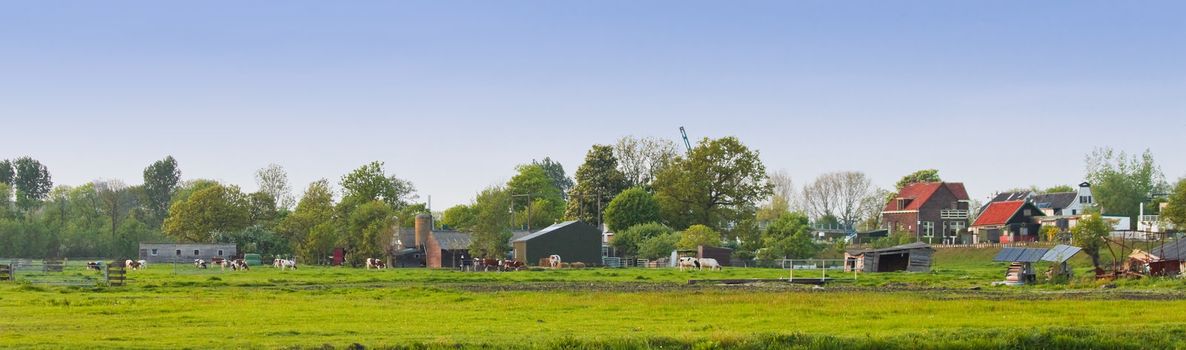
xmin=779 ymin=259 xmax=849 ymax=281
xmin=0 ymin=258 xmax=105 ymax=287
xmin=106 ymin=262 xmax=126 ymax=287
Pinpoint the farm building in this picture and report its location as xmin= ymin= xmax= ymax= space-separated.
xmin=512 ymin=221 xmax=602 ymax=266
xmin=844 ymin=242 xmax=934 ymax=273
xmin=425 ymin=231 xmax=473 ymax=268
xmin=971 ymin=201 xmax=1045 ymax=243
xmin=139 ymin=243 xmax=237 ymax=263
xmin=880 ymin=182 xmax=972 ymax=244
xmin=1139 ymin=239 xmax=1186 ymax=276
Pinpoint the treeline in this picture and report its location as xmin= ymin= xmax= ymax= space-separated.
xmin=4 ymin=142 xmax=1183 ymax=263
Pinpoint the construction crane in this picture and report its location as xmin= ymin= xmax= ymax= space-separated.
xmin=679 ymin=126 xmax=692 ymax=154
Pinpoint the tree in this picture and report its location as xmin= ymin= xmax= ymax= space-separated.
xmin=507 ymin=164 xmax=565 ymax=230
xmin=12 ymin=157 xmax=52 ymax=212
xmin=611 ymin=222 xmax=672 ymax=258
xmin=758 ymin=212 xmax=819 ymax=260
xmin=1072 ymin=213 xmax=1111 ymax=270
xmin=467 ymin=186 xmax=512 ymax=259
xmin=1162 ymin=178 xmax=1186 ymax=229
xmin=143 ymin=156 xmax=181 ymax=227
xmin=614 ymin=136 xmax=679 ymax=189
xmin=603 ymin=188 xmax=661 ymax=233
xmin=93 ymin=179 xmax=128 ymax=253
xmin=637 ymin=231 xmax=680 ymax=260
xmin=344 ymin=200 xmax=395 ymax=266
xmin=1085 ymin=148 xmax=1167 ymax=228
xmin=163 ymin=183 xmax=249 ymax=242
xmin=653 ymin=137 xmax=774 ymax=230
xmin=256 ymin=163 xmax=295 ymax=210
xmin=441 ymin=204 xmax=476 ymax=231
xmin=247 ymin=191 xmax=279 ymax=228
xmin=0 ymin=160 xmax=13 ymax=186
xmin=533 ymin=157 xmax=573 ymax=198
xmin=277 ymin=179 xmax=337 ymax=264
xmin=895 ymin=169 xmax=941 ymax=190
xmin=677 ymin=224 xmax=721 ymax=250
xmin=339 ymin=161 xmax=416 ymax=211
xmin=566 ymin=145 xmax=628 ymax=225
xmin=1044 ymin=185 xmax=1075 ymax=193
xmin=801 ymin=171 xmax=880 ymax=228
xmin=757 ymin=170 xmax=795 ymax=222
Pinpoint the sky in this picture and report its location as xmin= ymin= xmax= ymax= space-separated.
xmin=2 ymin=1 xmax=1184 ymax=209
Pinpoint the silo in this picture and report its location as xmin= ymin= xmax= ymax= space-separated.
xmin=414 ymin=214 xmax=432 ymax=248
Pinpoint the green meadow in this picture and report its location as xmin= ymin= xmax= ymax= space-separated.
xmin=2 ymin=248 xmax=1186 ymax=349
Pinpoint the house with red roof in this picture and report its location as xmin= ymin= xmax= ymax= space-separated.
xmin=881 ymin=182 xmax=973 ymax=244
xmin=971 ymin=200 xmax=1045 ymax=243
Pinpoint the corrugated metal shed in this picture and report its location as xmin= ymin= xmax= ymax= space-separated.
xmin=1150 ymin=240 xmax=1186 ymax=261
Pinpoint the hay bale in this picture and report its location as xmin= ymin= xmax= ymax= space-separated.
xmin=571 ymin=262 xmax=586 ymax=269
xmin=560 ymin=262 xmax=571 ymax=268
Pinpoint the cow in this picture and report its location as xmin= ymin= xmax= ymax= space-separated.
xmin=548 ymin=255 xmax=562 ymax=269
xmin=275 ymin=259 xmax=297 ymax=270
xmin=365 ymin=258 xmax=386 ymax=270
xmin=501 ymin=260 xmax=526 ymax=271
xmin=697 ymin=258 xmax=722 ymax=271
xmin=217 ymin=258 xmax=230 ymax=270
xmin=229 ymin=259 xmax=249 ymax=271
xmin=125 ymin=259 xmax=143 ymax=271
xmin=86 ymin=261 xmax=103 ymax=271
xmin=476 ymin=258 xmax=500 ymax=272
xmin=194 ymin=259 xmax=209 ymax=269
xmin=137 ymin=260 xmax=148 ymax=269
xmin=677 ymin=257 xmax=700 ymax=271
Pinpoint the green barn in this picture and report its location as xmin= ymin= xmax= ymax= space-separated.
xmin=512 ymin=221 xmax=602 ymax=266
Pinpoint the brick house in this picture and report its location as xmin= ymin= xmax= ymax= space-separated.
xmin=881 ymin=182 xmax=972 ymax=244
xmin=971 ymin=200 xmax=1045 ymax=243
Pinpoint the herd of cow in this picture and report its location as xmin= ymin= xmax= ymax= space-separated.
xmin=80 ymin=254 xmax=724 ymax=272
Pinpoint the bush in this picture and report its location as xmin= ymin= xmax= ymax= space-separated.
xmin=612 ymin=222 xmax=674 ymax=258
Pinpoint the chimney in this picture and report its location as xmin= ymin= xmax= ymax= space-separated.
xmin=414 ymin=214 xmax=432 ymax=248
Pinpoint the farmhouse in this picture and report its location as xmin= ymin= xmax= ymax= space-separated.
xmin=972 ymin=201 xmax=1045 ymax=243
xmin=513 ymin=221 xmax=602 ymax=266
xmin=881 ymin=182 xmax=972 ymax=244
xmin=844 ymin=242 xmax=934 ymax=273
xmin=138 ymin=243 xmax=237 ymax=263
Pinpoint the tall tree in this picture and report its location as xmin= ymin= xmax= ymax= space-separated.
xmin=1162 ymin=178 xmax=1186 ymax=230
xmin=339 ymin=161 xmax=415 ymax=211
xmin=143 ymin=156 xmax=181 ymax=227
xmin=610 ymin=222 xmax=672 ymax=258
xmin=441 ymin=204 xmax=476 ymax=231
xmin=532 ymin=157 xmax=573 ymax=198
xmin=1072 ymin=213 xmax=1111 ymax=270
xmin=614 ymin=136 xmax=680 ymax=189
xmin=277 ymin=179 xmax=337 ymax=263
xmin=344 ymin=200 xmax=395 ymax=266
xmin=93 ymin=179 xmax=128 ymax=253
xmin=653 ymin=137 xmax=774 ymax=230
xmin=467 ymin=186 xmax=512 ymax=259
xmin=162 ymin=183 xmax=249 ymax=242
xmin=0 ymin=159 xmax=13 ymax=185
xmin=255 ymin=163 xmax=295 ymax=210
xmin=247 ymin=191 xmax=279 ymax=228
xmin=757 ymin=170 xmax=795 ymax=222
xmin=895 ymin=169 xmax=941 ymax=190
xmin=603 ymin=187 xmax=661 ymax=233
xmin=801 ymin=171 xmax=880 ymax=228
xmin=507 ymin=164 xmax=565 ymax=230
xmin=1085 ymin=148 xmax=1167 ymax=227
xmin=12 ymin=156 xmax=53 ymax=212
xmin=565 ymin=145 xmax=628 ymax=225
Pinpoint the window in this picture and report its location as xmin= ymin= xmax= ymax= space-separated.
xmin=175 ymin=249 xmax=182 ymax=256
xmin=1072 ymin=209 xmax=1078 ymax=215
xmin=217 ymin=250 xmax=224 ymax=256
xmin=150 ymin=249 xmax=158 ymax=256
xmin=1080 ymin=196 xmax=1093 ymax=204
xmin=1020 ymin=226 xmax=1029 ymax=236
xmin=193 ymin=250 xmax=200 ymax=256
xmin=922 ymin=222 xmax=935 ymax=237
xmin=946 ymin=221 xmax=965 ymax=237
xmin=1024 ymin=209 xmax=1032 ymax=216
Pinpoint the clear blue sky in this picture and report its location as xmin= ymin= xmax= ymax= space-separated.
xmin=2 ymin=1 xmax=1183 ymax=209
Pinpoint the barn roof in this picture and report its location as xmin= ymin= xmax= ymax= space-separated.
xmin=1031 ymin=192 xmax=1077 ymax=210
xmin=973 ymin=201 xmax=1025 ymax=227
xmin=1150 ymin=239 xmax=1186 ymax=261
xmin=431 ymin=231 xmax=473 ymax=250
xmin=883 ymin=182 xmax=969 ymax=212
xmin=848 ymin=242 xmax=933 ymax=255
xmin=512 ymin=221 xmax=580 ymax=242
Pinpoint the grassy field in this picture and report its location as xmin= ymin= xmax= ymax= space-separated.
xmin=2 ymin=249 xmax=1186 ymax=349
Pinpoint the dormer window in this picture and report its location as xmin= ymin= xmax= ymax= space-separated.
xmin=897 ymin=198 xmax=912 ymax=210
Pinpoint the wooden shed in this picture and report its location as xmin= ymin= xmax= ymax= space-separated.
xmin=844 ymin=242 xmax=934 ymax=273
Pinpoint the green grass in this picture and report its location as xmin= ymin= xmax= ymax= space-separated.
xmin=2 ymin=252 xmax=1186 ymax=349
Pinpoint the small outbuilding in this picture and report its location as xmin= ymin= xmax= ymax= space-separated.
xmin=844 ymin=242 xmax=934 ymax=273
xmin=512 ymin=221 xmax=602 ymax=266
xmin=138 ymin=243 xmax=237 ymax=263
xmin=425 ymin=231 xmax=473 ymax=269
xmin=1142 ymin=240 xmax=1186 ymax=276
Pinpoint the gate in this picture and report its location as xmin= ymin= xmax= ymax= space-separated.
xmin=106 ymin=262 xmax=127 ymax=287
